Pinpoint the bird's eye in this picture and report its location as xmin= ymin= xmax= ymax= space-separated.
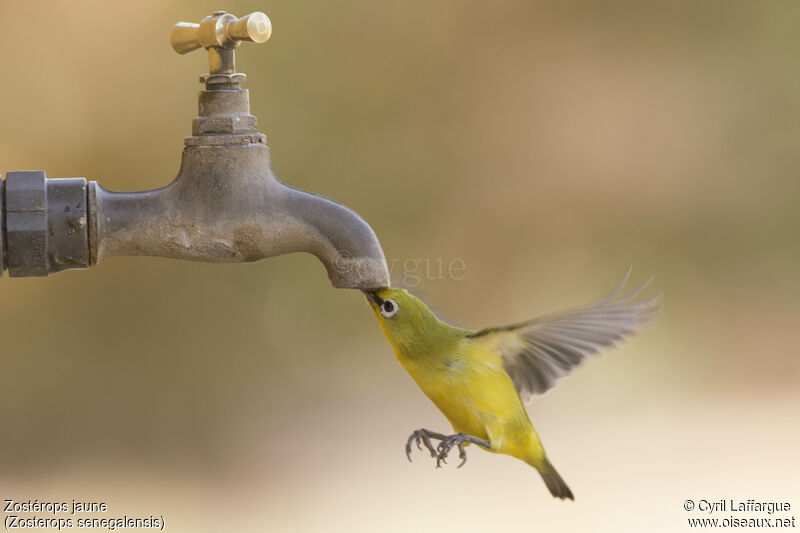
xmin=380 ymin=298 xmax=399 ymax=318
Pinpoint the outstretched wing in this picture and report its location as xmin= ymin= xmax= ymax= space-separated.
xmin=467 ymin=268 xmax=661 ymax=402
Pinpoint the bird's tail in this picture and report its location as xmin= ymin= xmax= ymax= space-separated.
xmin=537 ymin=456 xmax=574 ymax=500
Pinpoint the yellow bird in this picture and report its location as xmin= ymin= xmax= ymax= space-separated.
xmin=363 ymin=270 xmax=659 ymax=500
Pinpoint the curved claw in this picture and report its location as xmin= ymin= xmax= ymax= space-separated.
xmin=405 ymin=429 xmax=441 ymax=462
xmin=435 ymin=450 xmax=447 ymax=468
xmin=456 ymin=443 xmax=467 ymax=468
xmin=436 ymin=435 xmax=461 ymax=467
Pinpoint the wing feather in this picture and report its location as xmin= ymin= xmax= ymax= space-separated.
xmin=468 ymin=268 xmax=661 ymax=401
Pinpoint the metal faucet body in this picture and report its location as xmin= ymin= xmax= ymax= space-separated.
xmin=0 ymin=11 xmax=390 ymax=289
xmin=91 ymin=141 xmax=388 ymax=288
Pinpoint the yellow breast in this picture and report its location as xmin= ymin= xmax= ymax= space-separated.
xmin=395 ymin=338 xmax=533 ymax=446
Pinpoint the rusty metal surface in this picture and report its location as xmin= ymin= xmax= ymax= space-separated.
xmin=90 ymin=142 xmax=389 ymax=288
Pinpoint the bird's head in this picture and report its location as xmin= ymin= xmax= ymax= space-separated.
xmin=363 ymin=287 xmax=453 ymax=355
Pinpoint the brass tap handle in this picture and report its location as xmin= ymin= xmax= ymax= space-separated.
xmin=170 ymin=11 xmax=271 ymax=75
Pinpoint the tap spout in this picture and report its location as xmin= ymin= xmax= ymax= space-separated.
xmin=280 ymin=186 xmax=390 ymax=289
xmin=89 ymin=142 xmax=390 ymax=289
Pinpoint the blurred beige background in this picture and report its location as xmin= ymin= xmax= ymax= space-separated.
xmin=1 ymin=1 xmax=798 ymax=531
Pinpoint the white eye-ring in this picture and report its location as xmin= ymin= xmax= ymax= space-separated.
xmin=380 ymin=298 xmax=399 ymax=318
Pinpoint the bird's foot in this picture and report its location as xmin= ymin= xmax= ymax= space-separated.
xmin=406 ymin=429 xmax=448 ymax=461
xmin=435 ymin=434 xmax=464 ymax=467
xmin=436 ymin=433 xmax=492 ymax=468
xmin=405 ymin=429 xmax=491 ymax=468
xmin=435 ymin=435 xmax=468 ymax=468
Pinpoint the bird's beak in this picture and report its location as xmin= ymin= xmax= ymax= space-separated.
xmin=362 ymin=289 xmax=383 ymax=308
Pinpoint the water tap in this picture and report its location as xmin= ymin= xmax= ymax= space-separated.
xmin=0 ymin=11 xmax=390 ymax=289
